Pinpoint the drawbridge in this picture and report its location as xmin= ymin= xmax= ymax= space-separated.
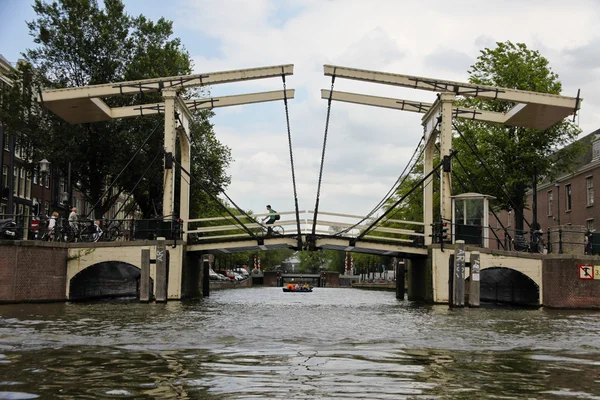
xmin=37 ymin=62 xmax=582 ymax=304
xmin=37 ymin=62 xmax=580 ymax=259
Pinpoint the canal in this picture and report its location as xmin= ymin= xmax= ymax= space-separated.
xmin=0 ymin=287 xmax=599 ymax=399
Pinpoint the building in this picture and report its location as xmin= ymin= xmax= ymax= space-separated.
xmin=1 ymin=54 xmax=140 ymax=238
xmin=526 ymin=130 xmax=599 ymax=232
xmin=490 ymin=129 xmax=600 ymax=247
xmin=0 ymin=54 xmax=47 ymax=238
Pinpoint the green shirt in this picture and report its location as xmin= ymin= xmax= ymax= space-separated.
xmin=268 ymin=209 xmax=277 ymax=223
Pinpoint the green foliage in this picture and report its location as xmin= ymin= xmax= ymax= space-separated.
xmin=350 ymin=253 xmax=393 ymax=276
xmin=1 ymin=0 xmax=232 ymax=219
xmin=298 ymin=250 xmax=328 ymax=273
xmin=453 ymin=41 xmax=582 ymax=230
xmin=259 ymin=248 xmax=295 ymax=271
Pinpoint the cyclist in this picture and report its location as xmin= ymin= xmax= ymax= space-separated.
xmin=262 ymin=205 xmax=278 ymax=235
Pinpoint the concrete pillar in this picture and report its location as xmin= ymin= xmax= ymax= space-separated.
xmin=179 ymin=131 xmax=191 ymax=242
xmin=468 ymin=251 xmax=480 ymax=307
xmin=395 ymin=259 xmax=405 ymax=300
xmin=406 ymin=258 xmax=427 ymax=301
xmin=155 ymin=238 xmax=168 ymax=302
xmin=452 ymin=240 xmax=466 ymax=307
xmin=202 ymin=254 xmax=210 ymax=297
xmin=423 ymin=138 xmax=435 ymax=245
xmin=162 ymin=90 xmax=177 ymax=219
xmin=140 ymin=249 xmax=151 ymax=302
xmin=549 ymin=225 xmax=586 ymax=255
xmin=439 ymin=93 xmax=454 ymax=225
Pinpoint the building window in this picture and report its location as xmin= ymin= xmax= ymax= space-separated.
xmin=587 ymin=177 xmax=594 ymax=206
xmin=547 ymin=191 xmax=553 ymax=216
xmin=33 ymin=168 xmax=38 ymax=185
xmin=13 ymin=167 xmax=18 ymax=195
xmin=25 ymin=170 xmax=31 ymax=199
xmin=44 ymin=201 xmax=49 ymax=217
xmin=565 ymin=184 xmax=572 ymax=211
xmin=2 ymin=165 xmax=7 ymax=188
xmin=587 ymin=219 xmax=594 ymax=232
xmin=19 ymin=168 xmax=25 ymax=198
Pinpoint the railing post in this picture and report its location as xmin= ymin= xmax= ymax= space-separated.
xmin=559 ymin=228 xmax=563 ymax=254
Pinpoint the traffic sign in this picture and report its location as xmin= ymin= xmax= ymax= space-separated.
xmin=578 ymin=264 xmax=594 ymax=280
xmin=595 ymin=266 xmax=600 ymax=280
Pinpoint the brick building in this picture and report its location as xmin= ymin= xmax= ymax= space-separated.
xmin=1 ymin=54 xmax=140 ymax=236
xmin=492 ymin=129 xmax=600 ymax=239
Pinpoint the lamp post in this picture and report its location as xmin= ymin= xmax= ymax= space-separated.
xmin=39 ymin=159 xmax=50 ymax=219
xmin=555 ymin=183 xmax=561 ymax=226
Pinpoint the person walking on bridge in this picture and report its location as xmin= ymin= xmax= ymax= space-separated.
xmin=68 ymin=207 xmax=78 ymax=231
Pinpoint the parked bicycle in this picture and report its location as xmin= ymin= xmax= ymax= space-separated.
xmin=512 ymin=228 xmax=545 ymax=254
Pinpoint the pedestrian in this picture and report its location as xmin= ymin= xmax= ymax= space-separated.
xmin=68 ymin=207 xmax=78 ymax=231
xmin=93 ymin=220 xmax=103 ymax=242
xmin=48 ymin=211 xmax=59 ymax=240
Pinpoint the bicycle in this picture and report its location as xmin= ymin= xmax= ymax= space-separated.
xmin=258 ymin=222 xmax=284 ymax=237
xmin=512 ymin=229 xmax=545 ymax=254
xmin=100 ymin=222 xmax=125 ymax=242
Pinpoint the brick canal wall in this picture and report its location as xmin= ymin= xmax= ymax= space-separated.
xmin=543 ymin=255 xmax=600 ymax=309
xmin=0 ymin=241 xmax=68 ymax=303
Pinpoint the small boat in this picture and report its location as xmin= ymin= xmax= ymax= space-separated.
xmin=282 ymin=288 xmax=313 ymax=292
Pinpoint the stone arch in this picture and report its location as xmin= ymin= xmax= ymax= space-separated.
xmin=475 ymin=267 xmax=539 ymax=306
xmin=69 ymin=261 xmax=153 ymax=301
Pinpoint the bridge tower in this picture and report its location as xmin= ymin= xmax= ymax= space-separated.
xmin=38 ymin=65 xmax=295 ymax=242
xmin=321 ymin=65 xmax=581 ymax=245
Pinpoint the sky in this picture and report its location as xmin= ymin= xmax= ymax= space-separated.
xmin=1 ymin=0 xmax=600 ymax=223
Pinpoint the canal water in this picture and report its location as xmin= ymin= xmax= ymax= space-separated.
xmin=0 ymin=287 xmax=599 ymax=399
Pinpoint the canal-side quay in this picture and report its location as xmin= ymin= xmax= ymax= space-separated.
xmin=351 ymin=282 xmax=397 ymax=291
xmin=2 ymin=240 xmax=600 ymax=308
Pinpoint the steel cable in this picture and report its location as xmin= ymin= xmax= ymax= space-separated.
xmin=311 ymin=71 xmax=336 ymax=237
xmin=281 ymin=72 xmax=302 ymax=242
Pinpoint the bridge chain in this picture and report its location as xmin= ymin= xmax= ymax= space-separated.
xmin=311 ymin=69 xmax=336 ymax=239
xmin=281 ymin=70 xmax=302 ymax=249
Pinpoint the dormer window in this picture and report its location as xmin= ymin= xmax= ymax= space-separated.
xmin=593 ymin=135 xmax=600 ymax=162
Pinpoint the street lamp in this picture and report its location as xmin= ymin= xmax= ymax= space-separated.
xmin=39 ymin=159 xmax=50 ymax=218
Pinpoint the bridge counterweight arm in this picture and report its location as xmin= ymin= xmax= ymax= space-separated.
xmin=321 ymin=90 xmax=521 ymax=126
xmin=110 ymin=90 xmax=295 ymax=120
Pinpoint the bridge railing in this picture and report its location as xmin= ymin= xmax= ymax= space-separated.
xmin=0 ymin=214 xmax=184 ymax=243
xmin=440 ymin=221 xmax=591 ymax=255
xmin=185 ymin=210 xmax=426 ymax=245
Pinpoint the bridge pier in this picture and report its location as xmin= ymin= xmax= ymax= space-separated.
xmin=395 ymin=259 xmax=405 ymax=300
xmin=406 ymin=257 xmax=430 ymax=302
xmin=140 ymin=249 xmax=151 ymax=302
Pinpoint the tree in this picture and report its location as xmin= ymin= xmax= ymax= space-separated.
xmin=2 ymin=0 xmax=232 ymax=219
xmin=453 ymin=41 xmax=582 ymax=231
xmin=298 ymin=250 xmax=329 ymax=273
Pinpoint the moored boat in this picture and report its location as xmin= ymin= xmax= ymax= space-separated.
xmin=282 ymin=288 xmax=313 ymax=292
